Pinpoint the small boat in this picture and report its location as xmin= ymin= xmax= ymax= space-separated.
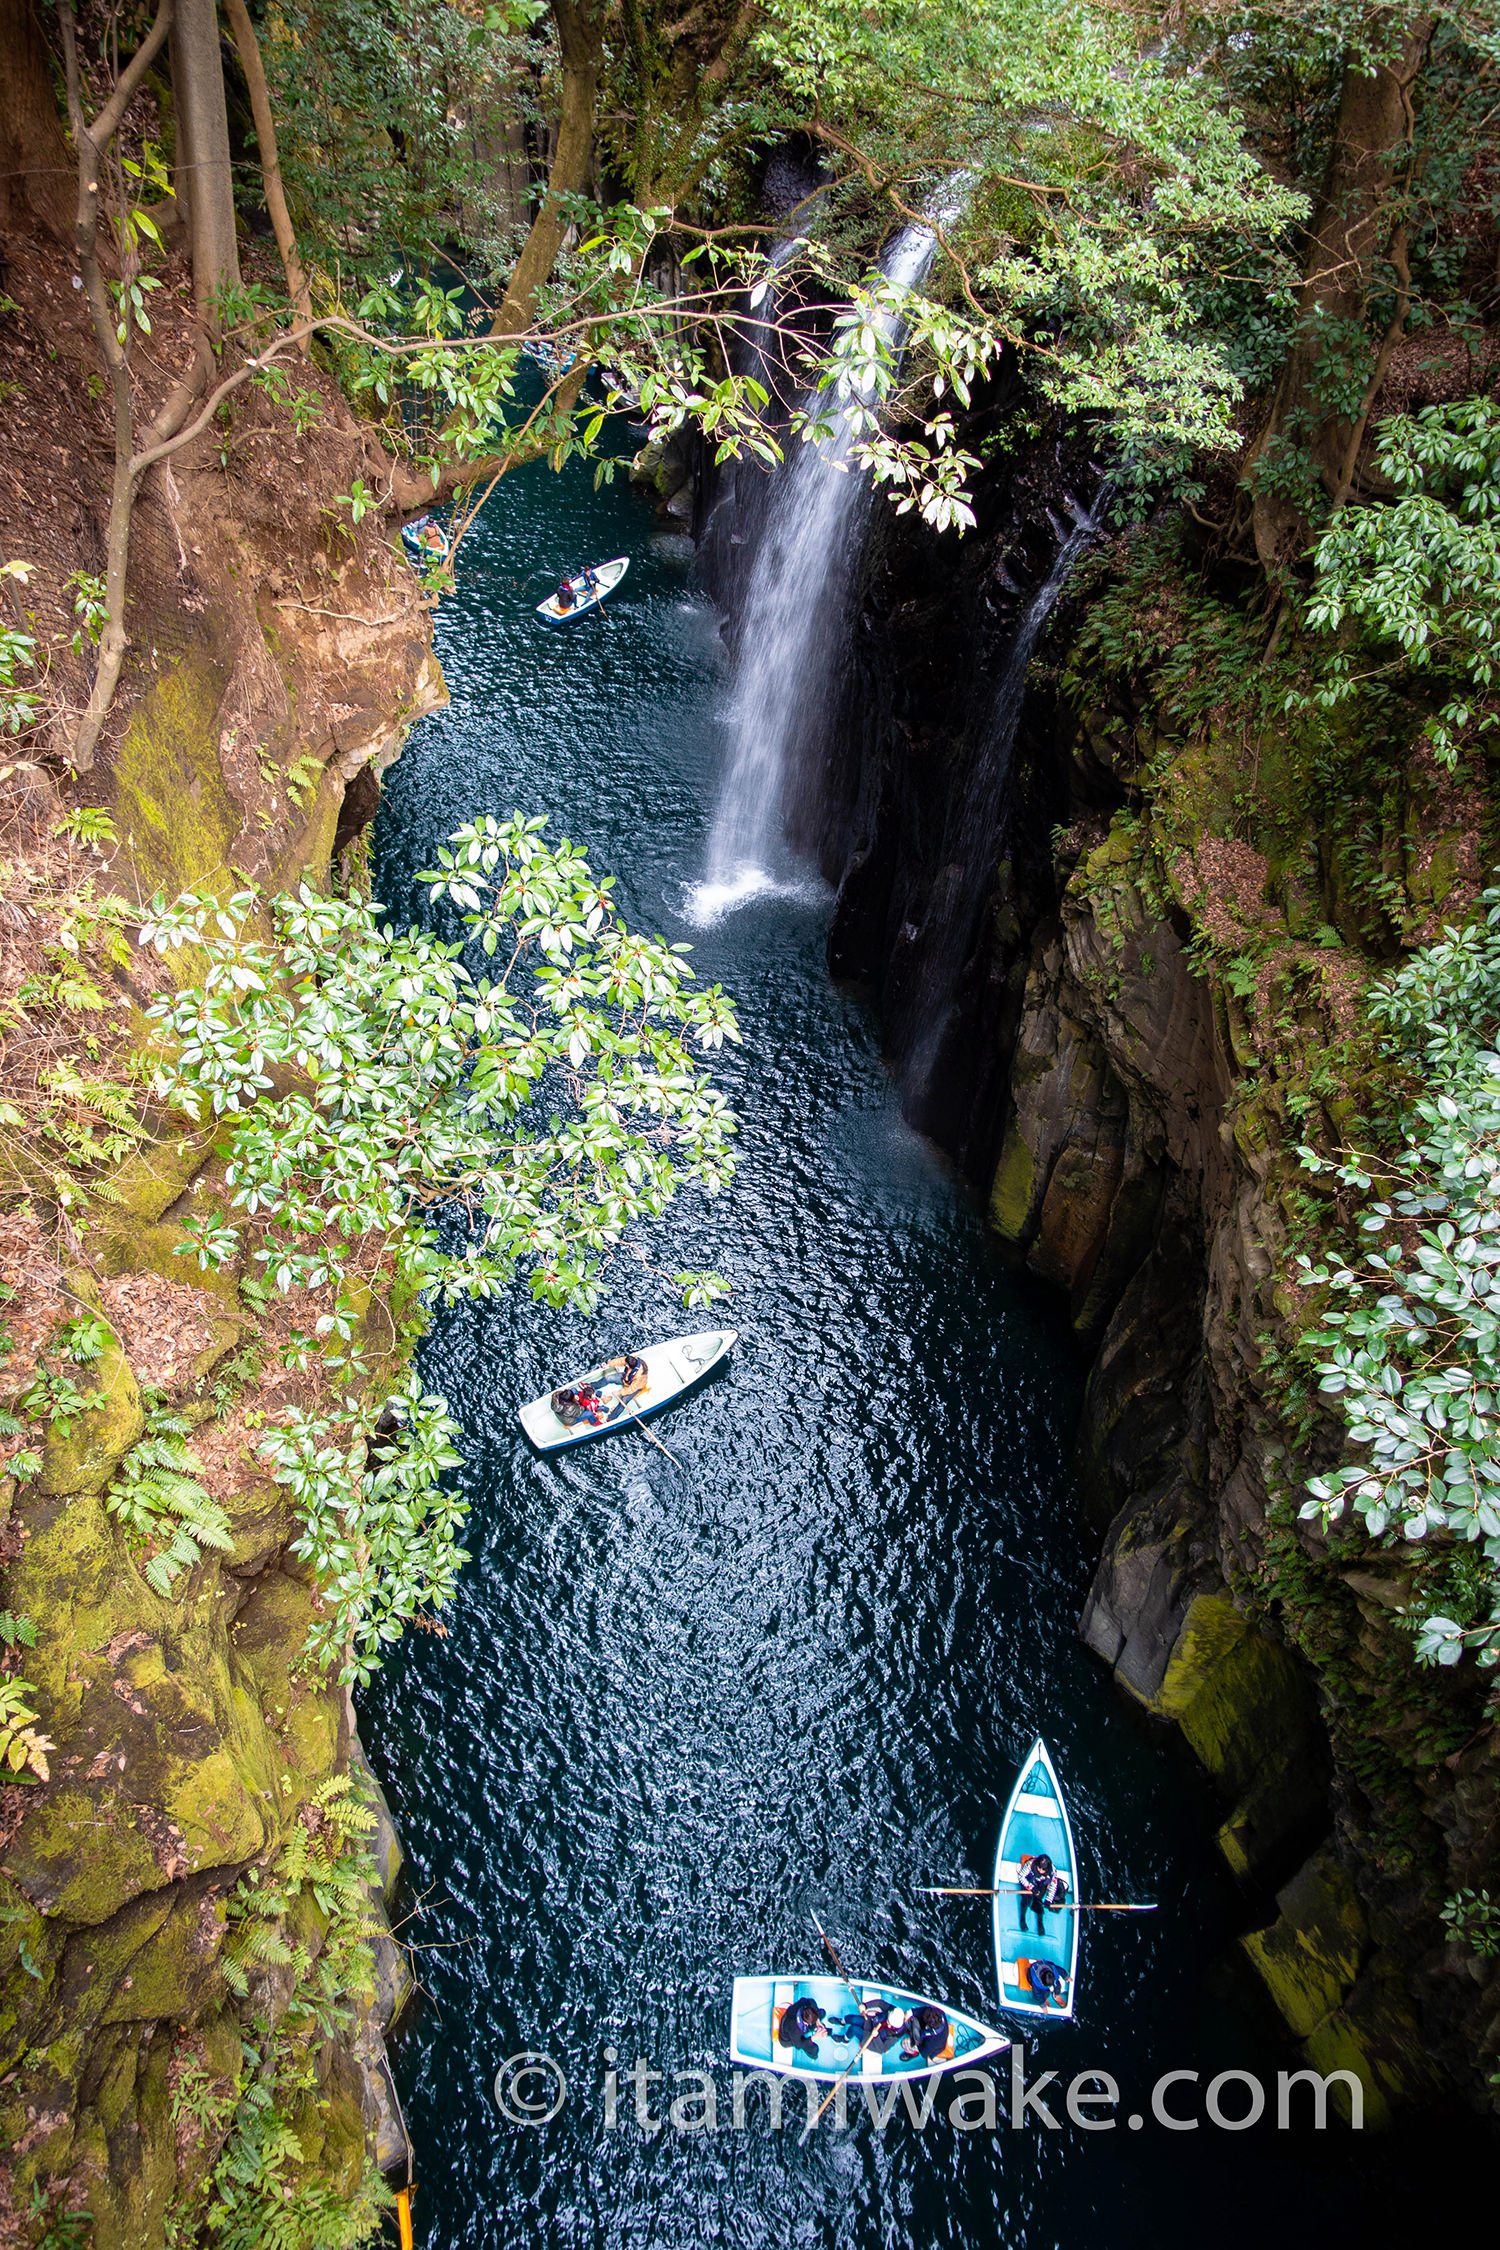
xmin=516 ymin=1328 xmax=737 ymax=1454
xmin=523 ymin=333 xmax=578 ymax=380
xmin=728 ymin=1975 xmax=1009 ymax=2083
xmin=402 ymin=515 xmax=450 ymax=564
xmin=535 ymin=555 xmax=629 ymax=624
xmin=993 ymin=1736 xmax=1080 ymax=2022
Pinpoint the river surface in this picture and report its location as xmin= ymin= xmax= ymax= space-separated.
xmin=362 ymin=430 xmax=1469 ymax=2247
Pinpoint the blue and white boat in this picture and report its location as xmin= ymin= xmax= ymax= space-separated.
xmin=535 ymin=555 xmax=629 ymax=624
xmin=993 ymin=1737 xmax=1080 ymax=2021
xmin=728 ymin=1975 xmax=1008 ymax=2083
xmin=516 ymin=1329 xmax=737 ymax=1454
xmin=401 ymin=514 xmax=450 ymax=564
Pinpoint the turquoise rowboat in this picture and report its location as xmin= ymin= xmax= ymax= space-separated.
xmin=516 ymin=1329 xmax=738 ymax=1454
xmin=728 ymin=1975 xmax=1009 ymax=2083
xmin=993 ymin=1736 xmax=1080 ymax=2021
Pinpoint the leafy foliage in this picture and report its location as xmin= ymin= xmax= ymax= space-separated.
xmin=257 ymin=1376 xmax=466 ymax=1687
xmin=105 ymin=1398 xmax=234 ymax=1600
xmin=140 ymin=813 xmax=738 ymax=1313
xmin=0 ymin=1676 xmax=53 ymax=1783
xmin=1307 ymin=402 xmax=1500 ymax=766
xmin=1296 ymin=890 xmax=1500 ymax=1669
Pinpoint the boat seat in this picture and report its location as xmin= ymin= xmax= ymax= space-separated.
xmin=1011 ymin=1791 xmax=1057 ymax=1818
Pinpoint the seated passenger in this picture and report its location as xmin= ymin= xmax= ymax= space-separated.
xmin=1028 ymin=1958 xmax=1067 ymax=2009
xmin=555 ymin=578 xmax=575 ymax=612
xmin=867 ymin=2003 xmax=908 ymax=2055
xmin=902 ymin=2005 xmax=949 ymax=2062
xmin=777 ymin=1995 xmax=825 ymax=2060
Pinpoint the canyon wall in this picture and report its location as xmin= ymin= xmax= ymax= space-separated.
xmin=1 ymin=218 xmax=437 ymax=2245
xmin=788 ymin=458 xmax=1500 ymax=2121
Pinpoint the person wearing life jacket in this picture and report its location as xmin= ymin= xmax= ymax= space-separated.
xmin=778 ymin=1995 xmax=825 ymax=2060
xmin=1019 ymin=1852 xmax=1068 ymax=1935
xmin=902 ymin=2005 xmax=949 ymax=2063
xmin=835 ymin=1997 xmax=905 ymax=2054
xmin=1028 ymin=1958 xmax=1068 ymax=2010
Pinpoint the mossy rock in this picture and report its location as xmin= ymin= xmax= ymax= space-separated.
xmin=90 ymin=1213 xmax=244 ymax=1309
xmin=110 ymin=652 xmax=239 ymax=900
xmin=39 ymin=1328 xmax=144 ymax=1496
xmin=1301 ymin=1953 xmax=1442 ymax=2129
xmin=104 ymin=1133 xmax=217 ymax=1225
xmin=7 ymin=1487 xmax=276 ymax=1922
xmin=988 ymin=1126 xmax=1039 ymax=1246
xmin=1151 ymin=1593 xmax=1327 ymax=1879
xmin=229 ymin=1569 xmax=343 ymax=1787
xmin=1240 ymin=1847 xmax=1367 ymax=2037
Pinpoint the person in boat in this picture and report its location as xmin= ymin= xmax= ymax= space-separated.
xmin=420 ymin=523 xmax=445 ymax=554
xmin=830 ymin=1997 xmax=906 ymax=2054
xmin=902 ymin=2005 xmax=949 ymax=2063
xmin=551 ymin=1378 xmax=608 ymax=1427
xmin=777 ymin=1995 xmax=825 ymax=2060
xmin=582 ymin=565 xmax=599 ymax=594
xmin=1028 ymin=1958 xmax=1068 ymax=2010
xmin=555 ymin=577 xmax=576 ymax=613
xmin=1019 ymin=1852 xmax=1068 ymax=1934
xmin=592 ymin=1353 xmax=648 ymax=1416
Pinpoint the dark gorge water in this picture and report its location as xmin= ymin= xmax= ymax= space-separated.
xmin=362 ymin=434 xmax=1465 ymax=2247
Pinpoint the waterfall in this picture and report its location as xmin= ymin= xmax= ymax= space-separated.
xmin=686 ymin=220 xmax=945 ymax=925
xmin=901 ymin=483 xmax=1111 ymax=1105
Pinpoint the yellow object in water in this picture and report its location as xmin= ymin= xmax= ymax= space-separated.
xmin=397 ymin=2186 xmax=414 ymax=2250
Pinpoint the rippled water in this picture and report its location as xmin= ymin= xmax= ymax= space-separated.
xmin=363 ymin=425 xmax=1466 ymax=2247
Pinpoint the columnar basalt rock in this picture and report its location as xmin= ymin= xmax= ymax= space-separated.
xmin=798 ymin=460 xmax=1500 ymax=2115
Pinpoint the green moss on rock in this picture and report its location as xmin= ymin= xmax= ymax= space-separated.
xmin=39 ymin=1329 xmax=144 ymax=1497
xmin=1240 ymin=1848 xmax=1367 ymax=2037
xmin=110 ymin=655 xmax=238 ymax=900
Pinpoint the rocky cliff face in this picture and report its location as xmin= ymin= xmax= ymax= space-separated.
xmin=792 ymin=461 xmax=1500 ymax=2120
xmin=0 ymin=221 xmax=437 ymax=2245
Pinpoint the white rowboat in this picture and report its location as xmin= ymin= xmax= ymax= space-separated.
xmin=516 ymin=1329 xmax=738 ymax=1453
xmin=535 ymin=555 xmax=629 ymax=623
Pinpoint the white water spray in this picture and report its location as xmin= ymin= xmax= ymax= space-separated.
xmin=686 ymin=220 xmax=946 ymax=925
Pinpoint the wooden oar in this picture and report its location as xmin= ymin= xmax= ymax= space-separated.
xmin=918 ymin=1886 xmax=1156 ymax=1912
xmin=800 ymin=2020 xmax=882 ymax=2146
xmin=623 ymin=1400 xmax=679 ymax=1465
xmin=810 ymin=1910 xmax=846 ymax=1977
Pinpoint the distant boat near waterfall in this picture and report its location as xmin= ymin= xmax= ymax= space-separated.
xmin=402 ymin=514 xmax=450 ymax=565
xmin=516 ymin=1329 xmax=738 ymax=1453
xmin=536 ymin=555 xmax=629 ymax=624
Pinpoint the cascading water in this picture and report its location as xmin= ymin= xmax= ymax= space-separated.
xmin=686 ymin=220 xmax=944 ymax=924
xmin=900 ymin=482 xmax=1111 ymax=1104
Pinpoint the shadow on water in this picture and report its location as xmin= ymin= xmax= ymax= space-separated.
xmin=360 ymin=428 xmax=1486 ymax=2247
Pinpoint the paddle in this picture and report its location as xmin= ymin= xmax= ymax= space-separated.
xmin=810 ymin=1909 xmax=846 ymax=1977
xmin=917 ymin=1887 xmax=1156 ymax=1912
xmin=800 ymin=2019 xmax=883 ymax=2147
xmin=623 ymin=1400 xmax=679 ymax=1465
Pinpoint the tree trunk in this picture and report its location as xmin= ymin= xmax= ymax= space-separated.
xmin=0 ymin=0 xmax=75 ymax=240
xmin=170 ymin=0 xmax=240 ymax=326
xmin=1247 ymin=14 xmax=1433 ymax=575
xmin=56 ymin=0 xmax=177 ymax=772
xmin=491 ymin=0 xmax=603 ymax=340
xmin=221 ymin=0 xmax=311 ymax=334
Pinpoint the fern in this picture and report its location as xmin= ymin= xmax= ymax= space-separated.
xmin=106 ymin=1400 xmax=233 ymax=1596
